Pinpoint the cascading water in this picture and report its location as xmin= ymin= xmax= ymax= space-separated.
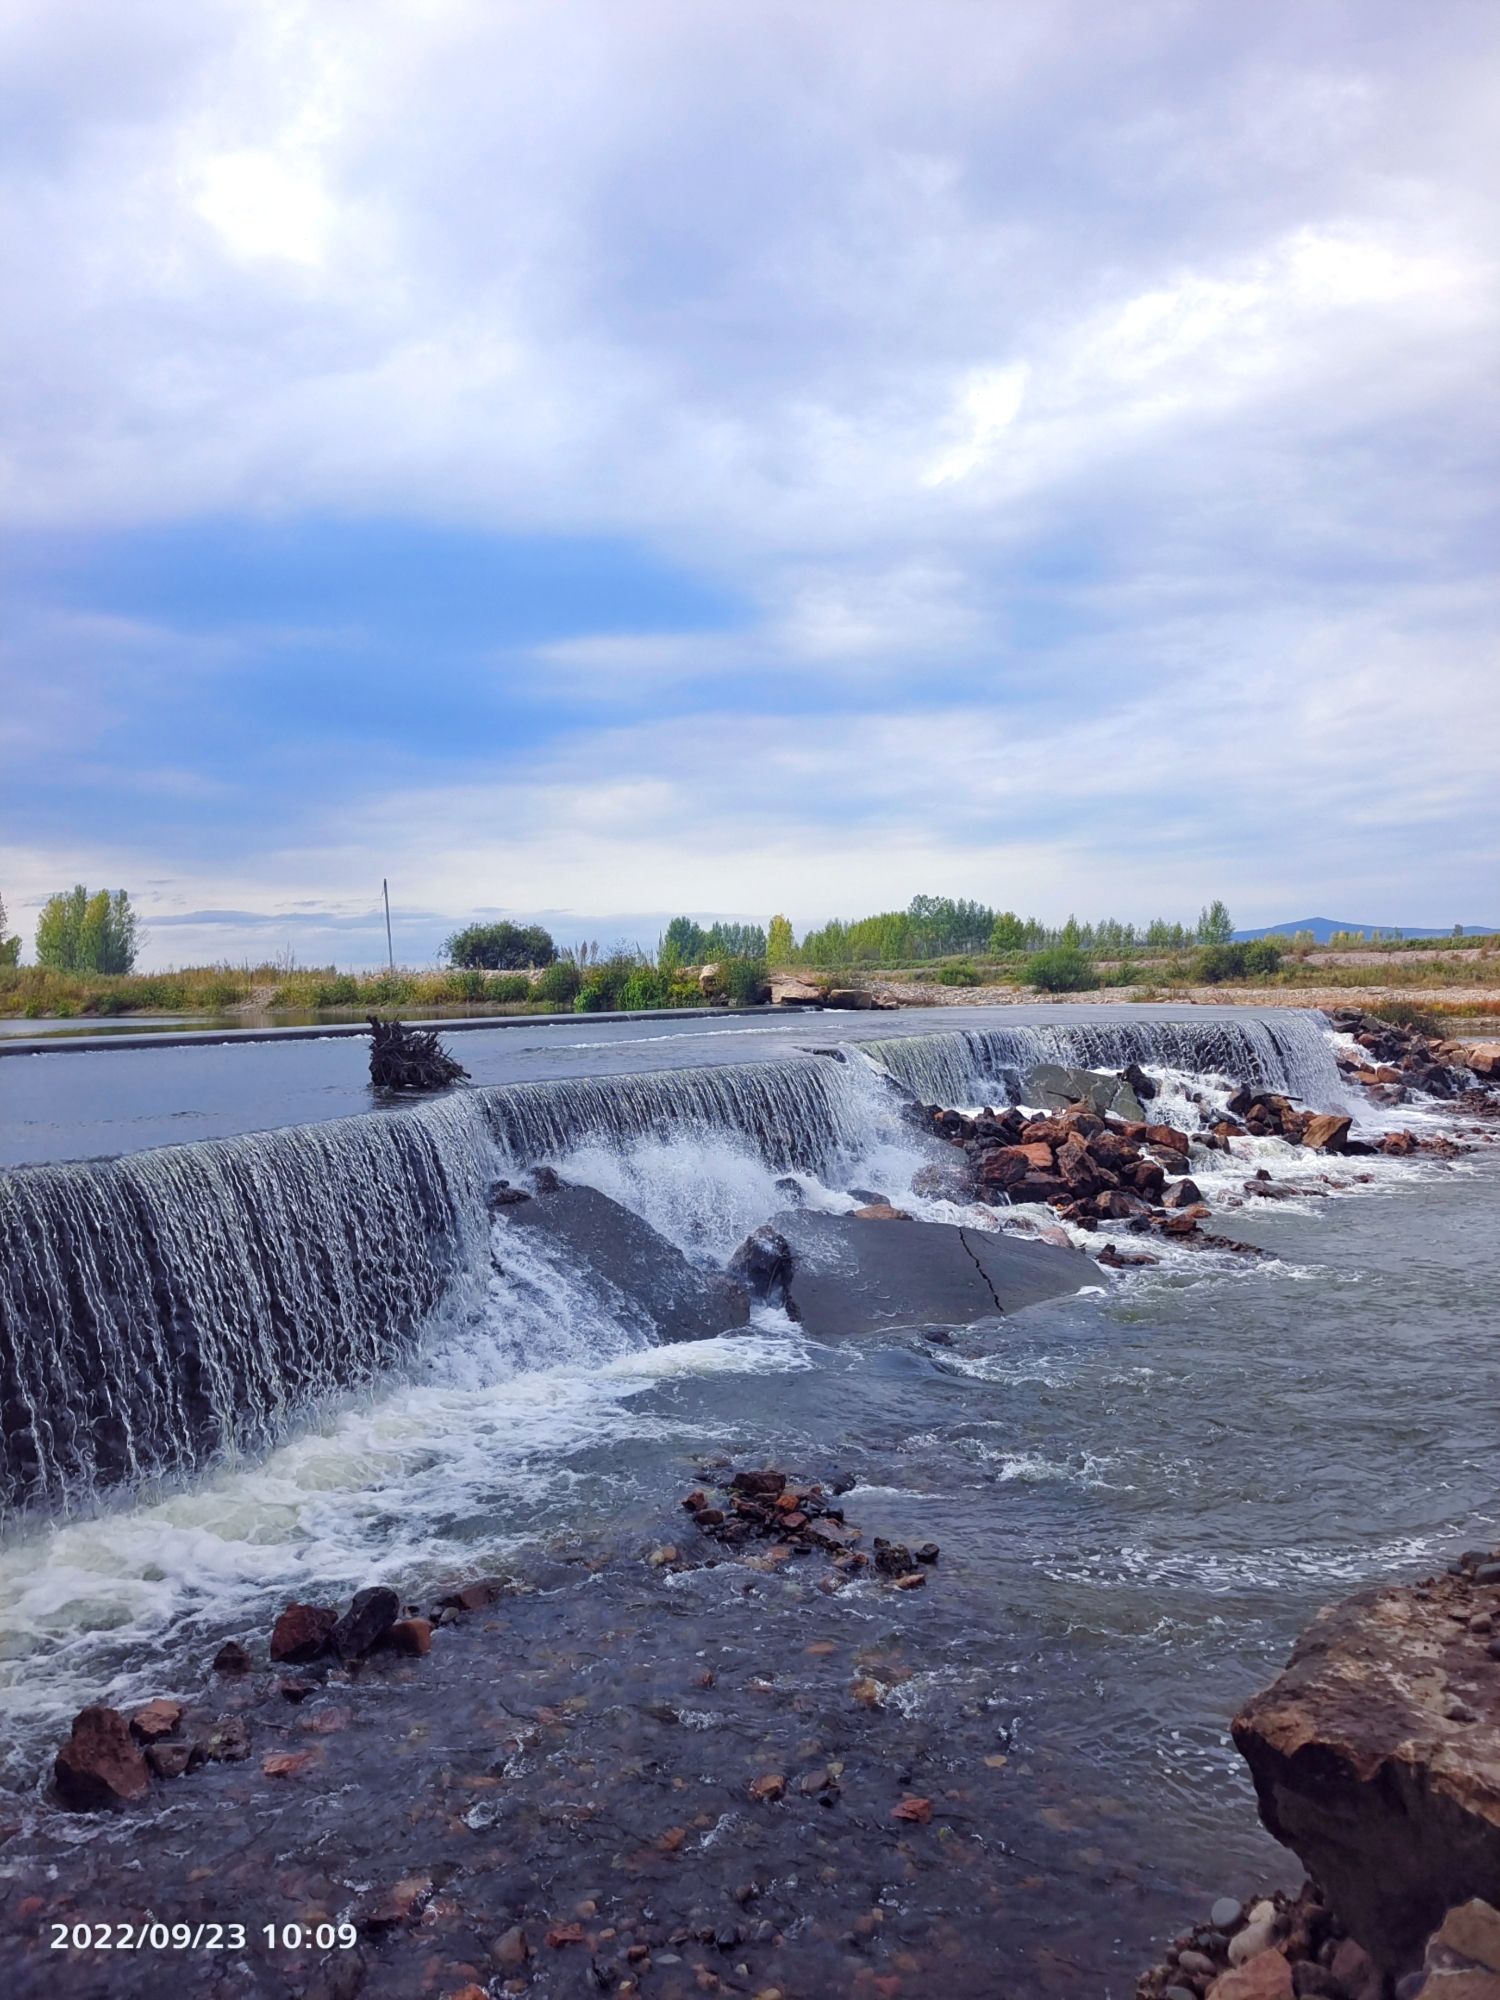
xmin=864 ymin=1012 xmax=1343 ymax=1111
xmin=0 ymin=1019 xmax=1342 ymax=1521
xmin=0 ymin=1055 xmax=893 ymax=1519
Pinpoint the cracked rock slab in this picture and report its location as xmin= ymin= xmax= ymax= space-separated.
xmin=761 ymin=1209 xmax=1094 ymax=1337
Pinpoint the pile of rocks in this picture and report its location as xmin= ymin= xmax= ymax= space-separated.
xmin=678 ymin=1468 xmax=939 ymax=1590
xmin=1328 ymin=1008 xmax=1500 ymax=1107
xmin=1136 ymin=1882 xmax=1379 ymax=1999
xmin=51 ymin=1574 xmax=508 ymax=1812
xmin=916 ymin=1094 xmax=1242 ymax=1252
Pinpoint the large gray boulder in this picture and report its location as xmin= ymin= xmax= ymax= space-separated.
xmin=1023 ymin=1062 xmax=1146 ymax=1122
xmin=504 ymin=1183 xmax=750 ymax=1342
xmin=753 ymin=1210 xmax=1092 ymax=1338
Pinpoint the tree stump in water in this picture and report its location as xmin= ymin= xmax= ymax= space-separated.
xmin=367 ymin=1017 xmax=469 ymax=1092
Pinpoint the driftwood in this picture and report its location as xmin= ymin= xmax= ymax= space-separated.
xmin=367 ymin=1016 xmax=469 ymax=1092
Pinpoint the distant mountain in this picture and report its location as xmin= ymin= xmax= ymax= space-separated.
xmin=1233 ymin=917 xmax=1500 ymax=943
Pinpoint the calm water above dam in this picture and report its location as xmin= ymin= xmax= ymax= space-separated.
xmin=0 ymin=1009 xmax=1495 ymax=1996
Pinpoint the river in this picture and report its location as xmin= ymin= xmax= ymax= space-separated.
xmin=0 ymin=1007 xmax=1494 ymax=1997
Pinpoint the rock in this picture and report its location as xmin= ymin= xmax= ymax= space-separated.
xmin=769 ymin=975 xmax=824 ymax=1005
xmin=850 ymin=1203 xmax=913 ymax=1221
xmin=1429 ymin=1898 xmax=1500 ymax=1973
xmin=1328 ymin=1938 xmax=1381 ymax=2000
xmin=1023 ymin=1063 xmax=1146 ymax=1121
xmin=1144 ymin=1122 xmax=1191 ymax=1154
xmin=1212 ymin=1899 xmax=1244 ymax=1930
xmin=270 ymin=1602 xmax=338 ymax=1664
xmin=506 ymin=1182 xmax=751 ymax=1341
xmin=145 ymin=1741 xmax=198 ymax=1780
xmin=54 ymin=1706 xmax=151 ymax=1811
xmin=1208 ymin=1952 xmax=1293 ymax=1999
xmin=728 ymin=1216 xmax=800 ymax=1312
xmin=758 ymin=1210 xmax=1094 ymax=1338
xmin=329 ymin=1586 xmax=399 ymax=1662
xmin=212 ymin=1639 xmax=251 ymax=1674
xmin=435 ymin=1576 xmax=509 ymax=1613
xmin=1466 ymin=1044 xmax=1500 ymax=1079
xmin=386 ymin=1617 xmax=433 ymax=1655
xmin=1163 ymin=1178 xmax=1205 ymax=1209
xmin=1233 ymin=1573 xmax=1500 ymax=1976
xmin=129 ymin=1699 xmax=183 ymax=1742
xmin=730 ymin=1469 xmax=787 ymax=1499
xmin=1301 ymin=1114 xmax=1353 ymax=1153
xmin=361 ymin=1873 xmax=432 ymax=1930
xmin=487 ymin=1182 xmax=531 ymax=1208
xmin=493 ymin=1926 xmax=531 ymax=1969
xmin=202 ymin=1717 xmax=251 ymax=1763
xmin=1229 ymin=1916 xmax=1279 ymax=1964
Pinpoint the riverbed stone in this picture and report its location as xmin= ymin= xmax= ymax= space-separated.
xmin=270 ymin=1602 xmax=338 ymax=1663
xmin=54 ymin=1705 xmax=151 ymax=1811
xmin=332 ymin=1586 xmax=401 ymax=1661
xmin=1208 ymin=1951 xmax=1293 ymax=1999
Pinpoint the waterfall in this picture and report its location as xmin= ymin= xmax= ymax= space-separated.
xmin=863 ymin=1013 xmax=1342 ymax=1109
xmin=0 ymin=1020 xmax=1340 ymax=1520
xmin=0 ymin=1057 xmax=879 ymax=1519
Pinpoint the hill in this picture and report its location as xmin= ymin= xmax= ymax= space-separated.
xmin=1234 ymin=918 xmax=1500 ymax=943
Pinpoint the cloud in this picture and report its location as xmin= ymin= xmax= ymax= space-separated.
xmin=2 ymin=0 xmax=1498 ymax=960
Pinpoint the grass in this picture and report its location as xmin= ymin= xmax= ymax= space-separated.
xmin=0 ymin=962 xmax=566 ymax=1020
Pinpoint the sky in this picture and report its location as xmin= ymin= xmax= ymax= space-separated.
xmin=2 ymin=0 xmax=1498 ymax=969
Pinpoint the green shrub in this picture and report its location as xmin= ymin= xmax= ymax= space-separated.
xmin=934 ymin=963 xmax=981 ymax=987
xmin=1027 ymin=944 xmax=1095 ymax=992
xmin=716 ymin=956 xmax=769 ymax=1005
xmin=1242 ymin=939 xmax=1283 ymax=977
xmin=535 ymin=962 xmax=582 ymax=1007
xmin=1193 ymin=941 xmax=1282 ymax=983
xmin=620 ymin=968 xmax=669 ymax=1010
xmin=1368 ymin=997 xmax=1440 ymax=1036
xmin=489 ymin=973 xmax=532 ymax=1002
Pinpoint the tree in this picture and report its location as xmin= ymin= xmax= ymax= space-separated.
xmin=663 ymin=916 xmax=708 ymax=963
xmin=35 ymin=886 xmax=140 ymax=973
xmin=1197 ymin=899 xmax=1234 ymax=945
xmin=444 ymin=921 xmax=555 ymax=970
xmin=988 ymin=912 xmax=1027 ymax=953
xmin=0 ymin=890 xmax=19 ymax=967
xmin=767 ymin=914 xmax=795 ymax=964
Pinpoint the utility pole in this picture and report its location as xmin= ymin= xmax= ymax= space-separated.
xmin=383 ymin=879 xmax=395 ymax=975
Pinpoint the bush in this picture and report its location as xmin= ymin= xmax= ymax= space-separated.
xmin=934 ymin=963 xmax=981 ymax=987
xmin=620 ymin=968 xmax=669 ymax=1010
xmin=717 ymin=956 xmax=769 ymax=1005
xmin=1193 ymin=940 xmax=1282 ymax=984
xmin=489 ymin=973 xmax=532 ymax=1002
xmin=1027 ymin=944 xmax=1095 ymax=992
xmin=1368 ymin=998 xmax=1440 ymax=1036
xmin=535 ymin=962 xmax=582 ymax=1006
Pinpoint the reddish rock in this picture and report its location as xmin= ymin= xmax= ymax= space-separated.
xmin=129 ymin=1699 xmax=182 ymax=1742
xmin=361 ymin=1873 xmax=432 ymax=1930
xmin=387 ymin=1617 xmax=433 ymax=1656
xmin=435 ymin=1576 xmax=508 ymax=1613
xmin=269 ymin=1602 xmax=337 ymax=1664
xmin=1467 ymin=1044 xmax=1500 ymax=1079
xmin=1207 ymin=1949 xmax=1293 ymax=1998
xmin=1233 ymin=1571 xmax=1500 ymax=1978
xmin=212 ymin=1640 xmax=251 ymax=1675
xmin=1144 ymin=1123 xmax=1191 ymax=1154
xmin=1382 ymin=1131 xmax=1419 ymax=1156
xmin=851 ymin=1203 xmax=913 ymax=1221
xmin=1301 ymin=1113 xmax=1352 ymax=1153
xmin=54 ymin=1706 xmax=150 ymax=1811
